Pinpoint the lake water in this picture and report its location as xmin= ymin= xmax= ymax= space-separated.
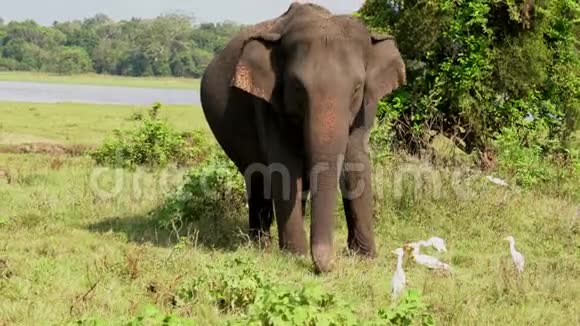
xmin=0 ymin=81 xmax=201 ymax=105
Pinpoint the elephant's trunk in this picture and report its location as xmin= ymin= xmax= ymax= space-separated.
xmin=305 ymin=99 xmax=349 ymax=273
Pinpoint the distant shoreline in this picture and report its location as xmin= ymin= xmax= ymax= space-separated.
xmin=0 ymin=72 xmax=201 ymax=106
xmin=0 ymin=71 xmax=200 ymax=90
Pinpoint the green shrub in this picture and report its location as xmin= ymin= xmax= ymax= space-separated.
xmin=178 ymin=258 xmax=270 ymax=314
xmin=125 ymin=305 xmax=197 ymax=326
xmin=91 ymin=103 xmax=209 ymax=169
xmin=359 ymin=0 xmax=579 ymax=159
xmin=493 ymin=126 xmax=553 ymax=187
xmin=375 ymin=289 xmax=434 ymax=326
xmin=492 ymin=125 xmax=580 ymax=198
xmin=152 ymin=147 xmax=246 ymax=246
xmin=73 ymin=305 xmax=197 ymax=325
xmin=174 ymin=258 xmax=433 ymax=326
xmin=237 ymin=284 xmax=359 ymax=326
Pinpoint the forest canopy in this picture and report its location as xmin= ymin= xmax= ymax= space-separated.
xmin=0 ymin=13 xmax=242 ymax=78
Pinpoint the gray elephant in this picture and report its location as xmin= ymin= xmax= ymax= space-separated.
xmin=200 ymin=3 xmax=406 ymax=273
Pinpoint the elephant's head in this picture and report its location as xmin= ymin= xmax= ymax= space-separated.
xmin=231 ymin=3 xmax=406 ymax=272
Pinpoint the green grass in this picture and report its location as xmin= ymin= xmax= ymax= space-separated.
xmin=0 ymin=102 xmax=579 ymax=325
xmin=0 ymin=151 xmax=578 ymax=325
xmin=0 ymin=101 xmax=208 ymax=146
xmin=0 ymin=71 xmax=200 ymax=90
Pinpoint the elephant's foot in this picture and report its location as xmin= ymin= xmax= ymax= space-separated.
xmin=279 ymin=236 xmax=308 ymax=257
xmin=347 ymin=236 xmax=377 ymax=258
xmin=312 ymin=243 xmax=334 ymax=273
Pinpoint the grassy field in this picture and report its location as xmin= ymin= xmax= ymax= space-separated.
xmin=0 ymin=101 xmax=208 ymax=146
xmin=0 ymin=101 xmax=579 ymax=325
xmin=0 ymin=71 xmax=200 ymax=90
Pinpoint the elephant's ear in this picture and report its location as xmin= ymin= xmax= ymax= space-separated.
xmin=365 ymin=33 xmax=406 ymax=104
xmin=231 ymin=33 xmax=281 ymax=103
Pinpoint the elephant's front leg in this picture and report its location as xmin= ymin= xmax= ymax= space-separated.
xmin=271 ymin=156 xmax=308 ymax=256
xmin=340 ymin=129 xmax=377 ymax=257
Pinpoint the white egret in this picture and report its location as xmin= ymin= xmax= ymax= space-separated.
xmin=408 ymin=242 xmax=451 ymax=271
xmin=391 ymin=248 xmax=406 ymax=299
xmin=423 ymin=237 xmax=447 ymax=252
xmin=504 ymin=235 xmax=525 ymax=274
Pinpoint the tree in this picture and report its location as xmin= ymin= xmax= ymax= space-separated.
xmin=1 ymin=38 xmax=48 ymax=70
xmin=92 ymin=39 xmax=128 ymax=74
xmin=49 ymin=46 xmax=94 ymax=74
xmin=4 ymin=20 xmax=65 ymax=48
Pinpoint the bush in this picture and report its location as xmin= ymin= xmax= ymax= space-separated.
xmin=91 ymin=103 xmax=209 ymax=169
xmin=125 ymin=305 xmax=197 ymax=326
xmin=153 ymin=148 xmax=247 ymax=242
xmin=74 ymin=305 xmax=197 ymax=325
xmin=492 ymin=125 xmax=580 ymax=198
xmin=376 ymin=289 xmax=434 ymax=326
xmin=174 ymin=258 xmax=433 ymax=326
xmin=178 ymin=258 xmax=271 ymax=314
xmin=493 ymin=126 xmax=554 ymax=187
xmin=358 ymin=0 xmax=579 ymax=159
xmin=236 ymin=283 xmax=359 ymax=326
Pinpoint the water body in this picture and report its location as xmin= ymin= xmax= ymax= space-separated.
xmin=0 ymin=81 xmax=200 ymax=105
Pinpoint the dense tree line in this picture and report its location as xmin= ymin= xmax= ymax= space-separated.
xmin=0 ymin=14 xmax=242 ymax=77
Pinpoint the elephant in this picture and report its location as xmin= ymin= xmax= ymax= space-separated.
xmin=200 ymin=2 xmax=406 ymax=273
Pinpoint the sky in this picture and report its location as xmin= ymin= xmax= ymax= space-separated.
xmin=0 ymin=0 xmax=365 ymax=26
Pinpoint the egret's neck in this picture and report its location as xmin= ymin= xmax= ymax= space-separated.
xmin=509 ymin=240 xmax=516 ymax=252
xmin=396 ymin=254 xmax=404 ymax=269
